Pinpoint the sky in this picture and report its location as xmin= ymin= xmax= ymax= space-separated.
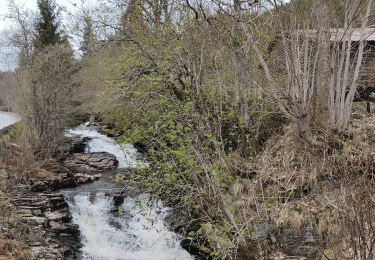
xmin=0 ymin=0 xmax=79 ymax=31
xmin=0 ymin=0 xmax=99 ymax=70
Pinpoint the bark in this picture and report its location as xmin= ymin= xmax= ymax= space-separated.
xmin=314 ymin=0 xmax=331 ymax=129
xmin=340 ymin=0 xmax=373 ymax=129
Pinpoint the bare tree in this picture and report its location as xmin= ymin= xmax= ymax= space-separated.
xmin=250 ymin=0 xmax=374 ymax=140
xmin=3 ymin=0 xmax=35 ymax=60
xmin=17 ymin=43 xmax=80 ymax=157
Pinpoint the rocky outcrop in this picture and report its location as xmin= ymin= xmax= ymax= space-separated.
xmin=7 ymin=129 xmax=122 ymax=259
xmin=277 ymin=226 xmax=322 ymax=259
xmin=10 ymin=171 xmax=101 ymax=259
xmin=70 ymin=136 xmax=91 ymax=153
xmin=30 ymin=172 xmax=100 ymax=192
xmin=55 ymin=136 xmax=91 ymax=159
xmin=12 ymin=193 xmax=81 ymax=260
xmin=64 ymin=152 xmax=118 ymax=172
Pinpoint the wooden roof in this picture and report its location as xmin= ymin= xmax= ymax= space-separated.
xmin=297 ymin=28 xmax=375 ymax=42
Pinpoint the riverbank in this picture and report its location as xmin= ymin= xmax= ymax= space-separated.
xmin=95 ymin=109 xmax=375 ymax=259
xmin=2 ymin=107 xmax=375 ymax=259
xmin=0 ymin=129 xmax=104 ymax=259
xmin=0 ymin=111 xmax=198 ymax=259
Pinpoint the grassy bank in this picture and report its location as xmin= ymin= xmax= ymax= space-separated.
xmin=0 ymin=125 xmax=32 ymax=259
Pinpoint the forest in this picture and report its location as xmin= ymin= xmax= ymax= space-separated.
xmin=1 ymin=0 xmax=375 ymax=259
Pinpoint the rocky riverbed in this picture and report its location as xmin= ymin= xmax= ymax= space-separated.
xmin=10 ymin=135 xmax=117 ymax=259
xmin=8 ymin=126 xmax=194 ymax=260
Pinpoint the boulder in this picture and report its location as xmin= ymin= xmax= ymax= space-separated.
xmin=64 ymin=152 xmax=118 ymax=172
xmin=55 ymin=136 xmax=91 ymax=160
xmin=70 ymin=136 xmax=91 ymax=153
xmin=30 ymin=173 xmax=100 ymax=192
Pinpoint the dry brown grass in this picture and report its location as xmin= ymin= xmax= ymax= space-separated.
xmin=0 ymin=131 xmax=46 ymax=259
xmin=0 ymin=129 xmax=54 ymax=189
xmin=0 ymin=239 xmax=31 ymax=260
xmin=236 ymin=114 xmax=375 ymax=258
xmin=0 ymin=191 xmax=31 ymax=260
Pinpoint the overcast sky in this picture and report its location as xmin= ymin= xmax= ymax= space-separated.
xmin=0 ymin=0 xmax=81 ymax=31
xmin=0 ymin=0 xmax=101 ymax=70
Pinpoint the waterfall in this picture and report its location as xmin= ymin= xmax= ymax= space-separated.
xmin=65 ymin=126 xmax=193 ymax=260
xmin=67 ymin=127 xmax=143 ymax=168
xmin=65 ymin=193 xmax=192 ymax=260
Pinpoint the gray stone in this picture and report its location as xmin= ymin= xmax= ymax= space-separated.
xmin=278 ymin=226 xmax=322 ymax=258
xmin=64 ymin=152 xmax=118 ymax=172
xmin=45 ymin=210 xmax=69 ymax=221
xmin=32 ymin=209 xmax=43 ymax=216
xmin=25 ymin=216 xmax=46 ymax=226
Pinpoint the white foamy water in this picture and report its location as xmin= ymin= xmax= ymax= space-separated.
xmin=67 ymin=126 xmax=142 ymax=168
xmin=67 ymin=193 xmax=193 ymax=260
xmin=0 ymin=112 xmax=21 ymax=130
xmin=64 ymin=126 xmax=192 ymax=259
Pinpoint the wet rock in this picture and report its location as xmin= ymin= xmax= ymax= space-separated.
xmin=45 ymin=210 xmax=69 ymax=222
xmin=30 ymin=172 xmax=100 ymax=192
xmin=12 ymin=192 xmax=81 ymax=260
xmin=70 ymin=136 xmax=91 ymax=153
xmin=134 ymin=141 xmax=147 ymax=153
xmin=26 ymin=216 xmax=47 ymax=226
xmin=49 ymin=221 xmax=79 ymax=235
xmin=64 ymin=152 xmax=118 ymax=172
xmin=113 ymin=193 xmax=125 ymax=207
xmin=55 ymin=135 xmax=91 ymax=160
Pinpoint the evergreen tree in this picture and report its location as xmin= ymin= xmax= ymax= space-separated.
xmin=34 ymin=0 xmax=61 ymax=49
xmin=80 ymin=15 xmax=96 ymax=56
xmin=120 ymin=0 xmax=144 ymax=36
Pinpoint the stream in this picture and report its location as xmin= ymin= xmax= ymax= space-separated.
xmin=64 ymin=125 xmax=193 ymax=260
xmin=0 ymin=113 xmax=193 ymax=259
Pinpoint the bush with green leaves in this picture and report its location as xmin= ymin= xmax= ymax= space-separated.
xmin=98 ymin=22 xmax=281 ymax=256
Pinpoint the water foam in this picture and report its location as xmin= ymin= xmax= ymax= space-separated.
xmin=65 ymin=126 xmax=192 ymax=259
xmin=67 ymin=127 xmax=141 ymax=168
xmin=68 ymin=193 xmax=193 ymax=260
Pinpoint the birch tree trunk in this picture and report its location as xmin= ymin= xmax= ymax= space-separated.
xmin=327 ymin=0 xmax=373 ymax=131
xmin=314 ymin=0 xmax=332 ymax=129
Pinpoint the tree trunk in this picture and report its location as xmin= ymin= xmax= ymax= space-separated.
xmin=314 ymin=0 xmax=331 ymax=129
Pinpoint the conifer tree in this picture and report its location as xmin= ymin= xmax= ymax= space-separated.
xmin=34 ymin=0 xmax=61 ymax=49
xmin=120 ymin=0 xmax=144 ymax=36
xmin=80 ymin=15 xmax=96 ymax=56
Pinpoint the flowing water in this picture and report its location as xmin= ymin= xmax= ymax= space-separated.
xmin=67 ymin=127 xmax=142 ymax=168
xmin=65 ymin=125 xmax=193 ymax=260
